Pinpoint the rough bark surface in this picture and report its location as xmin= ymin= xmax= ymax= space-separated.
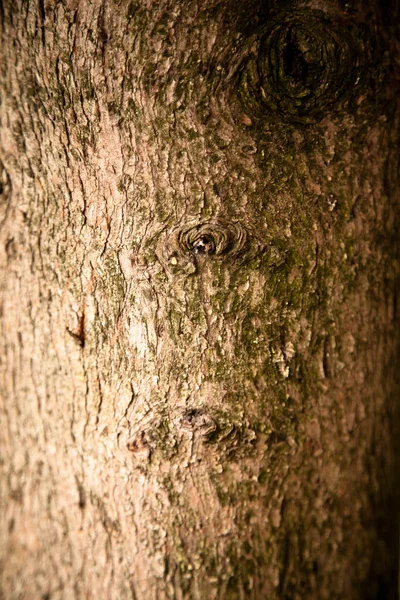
xmin=0 ymin=0 xmax=399 ymax=598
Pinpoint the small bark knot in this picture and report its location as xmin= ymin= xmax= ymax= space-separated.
xmin=179 ymin=409 xmax=218 ymax=437
xmin=126 ymin=431 xmax=151 ymax=460
xmin=169 ymin=219 xmax=248 ymax=262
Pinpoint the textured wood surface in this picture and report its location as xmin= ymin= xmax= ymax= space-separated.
xmin=0 ymin=1 xmax=399 ymax=598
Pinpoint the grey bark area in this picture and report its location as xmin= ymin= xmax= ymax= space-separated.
xmin=0 ymin=0 xmax=399 ymax=598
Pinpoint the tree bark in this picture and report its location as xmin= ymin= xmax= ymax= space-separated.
xmin=0 ymin=1 xmax=399 ymax=598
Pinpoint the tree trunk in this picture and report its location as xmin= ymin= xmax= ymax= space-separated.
xmin=0 ymin=1 xmax=399 ymax=598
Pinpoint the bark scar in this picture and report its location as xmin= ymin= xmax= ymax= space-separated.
xmin=66 ymin=311 xmax=85 ymax=348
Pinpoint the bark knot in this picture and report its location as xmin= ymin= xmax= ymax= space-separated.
xmin=169 ymin=219 xmax=248 ymax=262
xmin=239 ymin=8 xmax=366 ymax=122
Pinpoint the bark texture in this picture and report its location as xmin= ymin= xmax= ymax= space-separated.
xmin=0 ymin=0 xmax=399 ymax=598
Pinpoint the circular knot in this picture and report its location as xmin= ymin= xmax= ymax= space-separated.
xmin=240 ymin=9 xmax=364 ymax=122
xmin=172 ymin=220 xmax=248 ymax=261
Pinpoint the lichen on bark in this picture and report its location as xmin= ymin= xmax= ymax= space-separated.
xmin=0 ymin=0 xmax=399 ymax=599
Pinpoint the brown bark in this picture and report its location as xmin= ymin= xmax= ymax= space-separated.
xmin=0 ymin=0 xmax=399 ymax=598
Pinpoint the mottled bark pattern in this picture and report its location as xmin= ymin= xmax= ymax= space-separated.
xmin=0 ymin=0 xmax=399 ymax=598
